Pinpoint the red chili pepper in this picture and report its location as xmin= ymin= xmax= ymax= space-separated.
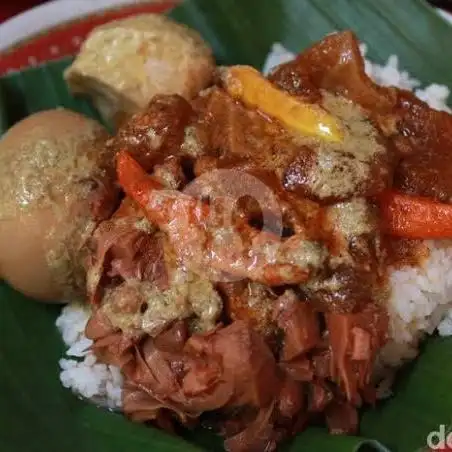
xmin=379 ymin=191 xmax=452 ymax=239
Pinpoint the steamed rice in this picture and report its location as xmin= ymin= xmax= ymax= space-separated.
xmin=56 ymin=303 xmax=123 ymax=409
xmin=56 ymin=41 xmax=452 ymax=408
xmin=382 ymin=240 xmax=452 ymax=367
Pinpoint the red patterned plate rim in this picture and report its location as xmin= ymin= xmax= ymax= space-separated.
xmin=0 ymin=0 xmax=177 ymax=75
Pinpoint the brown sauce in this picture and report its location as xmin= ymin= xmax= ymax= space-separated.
xmin=105 ymin=61 xmax=390 ymax=320
xmin=383 ymin=237 xmax=430 ymax=269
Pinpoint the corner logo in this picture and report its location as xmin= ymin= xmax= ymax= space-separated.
xmin=427 ymin=425 xmax=452 ymax=450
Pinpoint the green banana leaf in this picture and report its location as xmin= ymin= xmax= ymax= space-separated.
xmin=1 ymin=0 xmax=452 ymax=451
xmin=0 ymin=85 xmax=7 ymax=132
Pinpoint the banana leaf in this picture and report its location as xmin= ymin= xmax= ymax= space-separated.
xmin=0 ymin=85 xmax=7 ymax=132
xmin=1 ymin=0 xmax=452 ymax=451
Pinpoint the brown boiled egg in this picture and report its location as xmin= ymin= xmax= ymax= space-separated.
xmin=0 ymin=109 xmax=119 ymax=302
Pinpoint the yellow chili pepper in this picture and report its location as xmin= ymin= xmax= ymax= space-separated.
xmin=222 ymin=65 xmax=344 ymax=143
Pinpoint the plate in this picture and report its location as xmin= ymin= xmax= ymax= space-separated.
xmin=0 ymin=0 xmax=176 ymax=74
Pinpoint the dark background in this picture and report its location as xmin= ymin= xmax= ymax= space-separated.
xmin=0 ymin=0 xmax=47 ymax=23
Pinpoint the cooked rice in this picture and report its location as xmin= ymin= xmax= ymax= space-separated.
xmin=56 ymin=41 xmax=452 ymax=408
xmin=56 ymin=303 xmax=123 ymax=409
xmin=382 ymin=241 xmax=452 ymax=367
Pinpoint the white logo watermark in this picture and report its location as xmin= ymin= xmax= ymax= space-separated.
xmin=427 ymin=425 xmax=452 ymax=450
xmin=180 ymin=168 xmax=284 ymax=283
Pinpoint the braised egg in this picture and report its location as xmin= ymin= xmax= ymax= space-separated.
xmin=0 ymin=109 xmax=118 ymax=302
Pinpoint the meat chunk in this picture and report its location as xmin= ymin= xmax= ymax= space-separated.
xmin=110 ymin=94 xmax=193 ymax=171
xmin=395 ymin=137 xmax=452 ymax=203
xmin=273 ymin=290 xmax=321 ymax=361
xmin=269 ymin=30 xmax=395 ymax=115
xmin=305 ymin=264 xmax=375 ymax=314
xmin=220 ymin=281 xmax=276 ymax=336
xmin=303 ymin=198 xmax=382 ymax=313
xmin=282 ymin=93 xmax=392 ymax=202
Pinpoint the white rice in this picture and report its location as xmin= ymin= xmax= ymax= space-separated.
xmin=382 ymin=241 xmax=452 ymax=367
xmin=56 ymin=40 xmax=452 ymax=407
xmin=56 ymin=303 xmax=122 ymax=409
